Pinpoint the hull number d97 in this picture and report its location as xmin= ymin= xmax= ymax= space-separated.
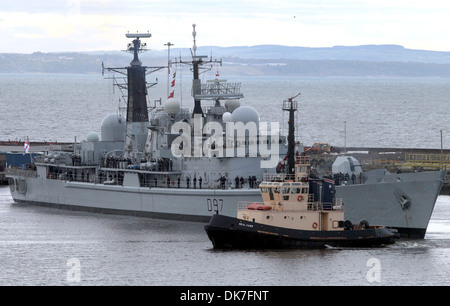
xmin=207 ymin=198 xmax=223 ymax=213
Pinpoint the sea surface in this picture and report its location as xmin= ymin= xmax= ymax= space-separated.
xmin=2 ymin=73 xmax=450 ymax=149
xmin=1 ymin=73 xmax=450 ymax=286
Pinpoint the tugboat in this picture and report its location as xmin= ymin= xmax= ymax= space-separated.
xmin=204 ymin=95 xmax=399 ymax=249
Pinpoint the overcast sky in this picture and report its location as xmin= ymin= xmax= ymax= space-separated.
xmin=2 ymin=0 xmax=450 ymax=53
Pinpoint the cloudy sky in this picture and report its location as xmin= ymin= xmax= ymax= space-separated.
xmin=1 ymin=0 xmax=450 ymax=53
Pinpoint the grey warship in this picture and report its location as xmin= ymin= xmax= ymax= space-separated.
xmin=5 ymin=27 xmax=445 ymax=238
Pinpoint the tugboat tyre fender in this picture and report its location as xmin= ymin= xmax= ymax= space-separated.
xmin=359 ymin=219 xmax=370 ymax=230
xmin=343 ymin=220 xmax=353 ymax=230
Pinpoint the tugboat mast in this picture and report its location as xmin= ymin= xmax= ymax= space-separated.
xmin=283 ymin=93 xmax=300 ymax=175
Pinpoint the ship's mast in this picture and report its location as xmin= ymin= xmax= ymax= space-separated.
xmin=283 ymin=93 xmax=300 ymax=175
xmin=165 ymin=42 xmax=174 ymax=98
xmin=125 ymin=33 xmax=151 ymax=123
xmin=192 ymin=24 xmax=197 ymax=57
xmin=102 ymin=33 xmax=165 ymax=159
xmin=103 ymin=32 xmax=165 ymax=122
xmin=172 ymin=24 xmax=223 ymax=117
xmin=191 ymin=24 xmax=205 ymax=117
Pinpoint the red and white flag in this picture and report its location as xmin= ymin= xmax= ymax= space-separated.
xmin=168 ymin=69 xmax=177 ymax=98
xmin=24 ymin=137 xmax=30 ymax=153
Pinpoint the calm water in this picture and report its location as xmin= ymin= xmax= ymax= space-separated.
xmin=1 ymin=73 xmax=450 ymax=286
xmin=2 ymin=73 xmax=450 ymax=149
xmin=0 ymin=186 xmax=449 ymax=286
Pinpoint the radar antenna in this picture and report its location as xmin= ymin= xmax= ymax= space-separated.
xmin=125 ymin=31 xmax=152 ymax=66
xmin=165 ymin=42 xmax=174 ymax=98
xmin=192 ymin=24 xmax=197 ymax=57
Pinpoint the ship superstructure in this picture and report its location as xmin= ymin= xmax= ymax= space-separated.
xmin=6 ymin=28 xmax=284 ymax=221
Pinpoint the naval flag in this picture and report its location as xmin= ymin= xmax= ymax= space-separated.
xmin=168 ymin=69 xmax=176 ymax=99
xmin=24 ymin=137 xmax=30 ymax=154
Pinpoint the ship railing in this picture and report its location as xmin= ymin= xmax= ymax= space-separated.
xmin=237 ymin=198 xmax=344 ymax=212
xmin=4 ymin=167 xmax=37 ymax=178
xmin=263 ymin=173 xmax=296 ymax=182
xmin=295 ymin=155 xmax=313 ymax=164
xmin=308 ymin=198 xmax=344 ymax=211
xmin=333 ymin=198 xmax=344 ymax=210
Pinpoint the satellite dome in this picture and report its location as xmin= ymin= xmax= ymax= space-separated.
xmin=165 ymin=99 xmax=181 ymax=116
xmin=225 ymin=99 xmax=240 ymax=112
xmin=101 ymin=113 xmax=126 ymax=142
xmin=231 ymin=106 xmax=260 ymax=125
xmin=87 ymin=131 xmax=99 ymax=142
xmin=222 ymin=112 xmax=233 ymax=122
xmin=332 ymin=156 xmax=363 ymax=176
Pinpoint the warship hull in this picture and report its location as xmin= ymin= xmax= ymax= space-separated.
xmin=6 ymin=173 xmax=258 ymax=221
xmin=6 ymin=169 xmax=444 ymax=238
xmin=336 ymin=170 xmax=445 ymax=238
xmin=205 ymin=215 xmax=398 ymax=249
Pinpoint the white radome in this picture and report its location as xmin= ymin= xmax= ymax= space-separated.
xmin=231 ymin=106 xmax=260 ymax=125
xmin=101 ymin=113 xmax=126 ymax=142
xmin=165 ymin=99 xmax=181 ymax=116
xmin=87 ymin=131 xmax=99 ymax=142
xmin=222 ymin=112 xmax=233 ymax=122
xmin=225 ymin=99 xmax=240 ymax=112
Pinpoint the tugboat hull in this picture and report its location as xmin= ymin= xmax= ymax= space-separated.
xmin=205 ymin=214 xmax=398 ymax=249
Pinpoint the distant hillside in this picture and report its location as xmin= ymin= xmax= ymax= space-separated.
xmin=1 ymin=45 xmax=450 ymax=76
xmin=0 ymin=52 xmax=137 ymax=74
xmin=220 ymin=58 xmax=450 ymax=77
xmin=165 ymin=44 xmax=450 ymax=63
